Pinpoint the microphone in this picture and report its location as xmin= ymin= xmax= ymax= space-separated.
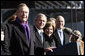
xmin=63 ymin=27 xmax=79 ymax=39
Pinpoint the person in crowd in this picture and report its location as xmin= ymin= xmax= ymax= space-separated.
xmin=70 ymin=30 xmax=84 ymax=55
xmin=53 ymin=15 xmax=70 ymax=46
xmin=48 ymin=17 xmax=56 ymax=28
xmin=1 ymin=24 xmax=11 ymax=55
xmin=33 ymin=13 xmax=47 ymax=55
xmin=70 ymin=30 xmax=83 ymax=42
xmin=43 ymin=21 xmax=58 ymax=55
xmin=5 ymin=3 xmax=35 ymax=55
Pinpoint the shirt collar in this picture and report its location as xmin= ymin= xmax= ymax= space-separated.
xmin=57 ymin=28 xmax=63 ymax=32
xmin=16 ymin=17 xmax=28 ymax=27
xmin=35 ymin=26 xmax=43 ymax=34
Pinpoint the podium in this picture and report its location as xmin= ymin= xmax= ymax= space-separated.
xmin=46 ymin=42 xmax=78 ymax=55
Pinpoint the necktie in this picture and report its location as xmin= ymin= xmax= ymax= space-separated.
xmin=40 ymin=32 xmax=43 ymax=43
xmin=25 ymin=25 xmax=30 ymax=43
xmin=59 ymin=31 xmax=63 ymax=45
xmin=59 ymin=31 xmax=61 ymax=38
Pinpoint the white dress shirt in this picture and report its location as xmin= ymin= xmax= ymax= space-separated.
xmin=36 ymin=27 xmax=44 ymax=43
xmin=57 ymin=29 xmax=64 ymax=45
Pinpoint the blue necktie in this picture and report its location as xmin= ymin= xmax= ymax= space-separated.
xmin=59 ymin=31 xmax=63 ymax=45
xmin=59 ymin=31 xmax=61 ymax=38
xmin=40 ymin=32 xmax=43 ymax=43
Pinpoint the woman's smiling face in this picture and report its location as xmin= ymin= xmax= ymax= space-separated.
xmin=45 ymin=26 xmax=53 ymax=37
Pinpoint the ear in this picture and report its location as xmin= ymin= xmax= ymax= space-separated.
xmin=15 ymin=10 xmax=19 ymax=15
xmin=63 ymin=20 xmax=65 ymax=26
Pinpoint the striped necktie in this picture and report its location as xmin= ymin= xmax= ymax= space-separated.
xmin=59 ymin=31 xmax=63 ymax=45
xmin=25 ymin=25 xmax=29 ymax=43
xmin=40 ymin=31 xmax=43 ymax=43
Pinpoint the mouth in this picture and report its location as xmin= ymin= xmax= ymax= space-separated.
xmin=22 ymin=16 xmax=27 ymax=18
xmin=22 ymin=16 xmax=26 ymax=18
xmin=39 ymin=24 xmax=44 ymax=26
xmin=23 ymin=18 xmax=27 ymax=21
xmin=47 ymin=32 xmax=52 ymax=35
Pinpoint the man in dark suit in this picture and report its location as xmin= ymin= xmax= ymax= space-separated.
xmin=33 ymin=13 xmax=47 ymax=55
xmin=53 ymin=15 xmax=70 ymax=46
xmin=5 ymin=3 xmax=35 ymax=55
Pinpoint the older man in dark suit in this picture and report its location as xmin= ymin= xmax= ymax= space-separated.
xmin=53 ymin=15 xmax=70 ymax=47
xmin=5 ymin=3 xmax=35 ymax=55
xmin=33 ymin=13 xmax=47 ymax=55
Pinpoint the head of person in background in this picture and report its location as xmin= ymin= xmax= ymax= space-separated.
xmin=74 ymin=30 xmax=82 ymax=40
xmin=73 ymin=30 xmax=84 ymax=55
xmin=43 ymin=21 xmax=55 ymax=37
xmin=70 ymin=30 xmax=83 ymax=42
xmin=16 ymin=3 xmax=29 ymax=24
xmin=8 ymin=14 xmax=17 ymax=22
xmin=34 ymin=13 xmax=47 ymax=30
xmin=48 ymin=17 xmax=56 ymax=29
xmin=56 ymin=15 xmax=65 ymax=30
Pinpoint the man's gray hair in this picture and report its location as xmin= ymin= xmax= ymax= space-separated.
xmin=35 ymin=13 xmax=47 ymax=21
xmin=17 ymin=3 xmax=29 ymax=10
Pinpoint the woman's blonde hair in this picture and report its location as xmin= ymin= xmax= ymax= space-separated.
xmin=43 ymin=21 xmax=55 ymax=32
xmin=74 ymin=30 xmax=82 ymax=39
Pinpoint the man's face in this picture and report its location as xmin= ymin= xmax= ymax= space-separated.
xmin=17 ymin=6 xmax=29 ymax=23
xmin=35 ymin=16 xmax=47 ymax=30
xmin=56 ymin=16 xmax=65 ymax=29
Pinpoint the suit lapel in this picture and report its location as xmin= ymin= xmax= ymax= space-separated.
xmin=63 ymin=31 xmax=69 ymax=45
xmin=54 ymin=31 xmax=61 ymax=45
xmin=33 ymin=26 xmax=42 ymax=45
xmin=35 ymin=31 xmax=42 ymax=44
xmin=13 ymin=21 xmax=30 ymax=47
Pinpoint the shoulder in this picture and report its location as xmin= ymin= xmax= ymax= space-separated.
xmin=28 ymin=24 xmax=32 ymax=27
xmin=63 ymin=30 xmax=69 ymax=35
xmin=28 ymin=24 xmax=34 ymax=29
xmin=53 ymin=30 xmax=58 ymax=36
xmin=5 ymin=20 xmax=16 ymax=26
xmin=31 ymin=25 xmax=37 ymax=32
xmin=4 ymin=20 xmax=19 ymax=33
xmin=28 ymin=24 xmax=34 ymax=32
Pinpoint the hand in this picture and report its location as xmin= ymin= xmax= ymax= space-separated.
xmin=1 ymin=31 xmax=4 ymax=41
xmin=45 ymin=47 xmax=56 ymax=52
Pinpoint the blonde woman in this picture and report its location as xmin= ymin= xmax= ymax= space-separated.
xmin=43 ymin=21 xmax=58 ymax=55
xmin=70 ymin=30 xmax=84 ymax=55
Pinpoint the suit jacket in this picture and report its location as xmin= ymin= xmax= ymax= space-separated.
xmin=43 ymin=33 xmax=58 ymax=48
xmin=33 ymin=26 xmax=44 ymax=55
xmin=53 ymin=29 xmax=70 ymax=47
xmin=5 ymin=20 xmax=35 ymax=55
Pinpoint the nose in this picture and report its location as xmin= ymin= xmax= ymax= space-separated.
xmin=23 ymin=12 xmax=26 ymax=16
xmin=41 ymin=20 xmax=44 ymax=23
xmin=39 ymin=20 xmax=43 ymax=24
xmin=22 ymin=11 xmax=26 ymax=16
xmin=48 ymin=29 xmax=51 ymax=33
